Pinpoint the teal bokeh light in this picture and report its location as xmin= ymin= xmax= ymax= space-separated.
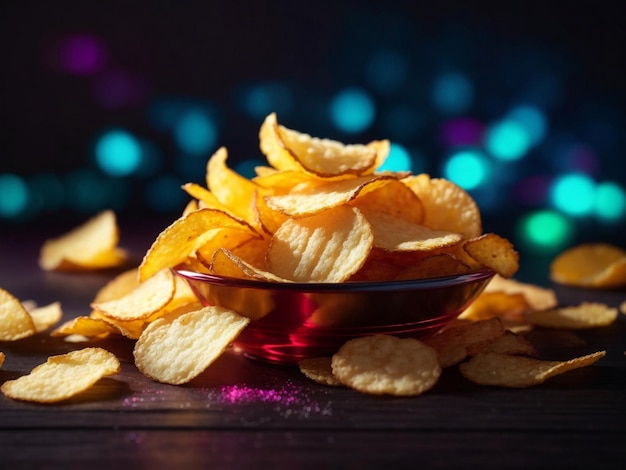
xmin=238 ymin=82 xmax=293 ymax=120
xmin=144 ymin=175 xmax=187 ymax=212
xmin=443 ymin=149 xmax=490 ymax=190
xmin=330 ymin=88 xmax=375 ymax=134
xmin=485 ymin=120 xmax=531 ymax=161
xmin=366 ymin=50 xmax=407 ymax=93
xmin=516 ymin=209 xmax=573 ymax=254
xmin=594 ymin=181 xmax=626 ymax=222
xmin=0 ymin=173 xmax=29 ymax=218
xmin=549 ymin=172 xmax=596 ymax=216
xmin=174 ymin=109 xmax=218 ymax=156
xmin=377 ymin=143 xmax=412 ymax=172
xmin=507 ymin=105 xmax=547 ymax=145
xmin=432 ymin=73 xmax=473 ymax=115
xmin=95 ymin=130 xmax=142 ymax=176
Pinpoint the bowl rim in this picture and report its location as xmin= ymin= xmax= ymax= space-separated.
xmin=173 ymin=266 xmax=496 ymax=293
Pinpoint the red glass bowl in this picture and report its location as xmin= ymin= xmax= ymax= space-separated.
xmin=174 ymin=268 xmax=495 ymax=364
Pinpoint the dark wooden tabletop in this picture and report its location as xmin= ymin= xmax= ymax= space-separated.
xmin=1 ymin=224 xmax=625 ymax=469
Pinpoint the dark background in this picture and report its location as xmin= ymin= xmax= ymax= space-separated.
xmin=1 ymin=0 xmax=625 ymax=281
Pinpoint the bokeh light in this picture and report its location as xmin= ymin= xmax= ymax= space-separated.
xmin=174 ymin=108 xmax=218 ymax=156
xmin=507 ymin=105 xmax=547 ymax=146
xmin=94 ymin=130 xmax=142 ymax=177
xmin=57 ymin=34 xmax=107 ymax=75
xmin=485 ymin=120 xmax=531 ymax=161
xmin=330 ymin=88 xmax=375 ymax=134
xmin=65 ymin=168 xmax=129 ymax=213
xmin=93 ymin=69 xmax=149 ymax=109
xmin=439 ymin=118 xmax=484 ymax=148
xmin=594 ymin=182 xmax=626 ymax=222
xmin=0 ymin=174 xmax=29 ymax=218
xmin=27 ymin=173 xmax=65 ymax=214
xmin=365 ymin=50 xmax=408 ymax=93
xmin=144 ymin=175 xmax=187 ymax=213
xmin=516 ymin=209 xmax=574 ymax=254
xmin=235 ymin=81 xmax=293 ymax=120
xmin=443 ymin=149 xmax=490 ymax=190
xmin=549 ymin=172 xmax=596 ymax=216
xmin=432 ymin=73 xmax=473 ymax=115
xmin=380 ymin=105 xmax=425 ymax=140
xmin=235 ymin=159 xmax=265 ymax=179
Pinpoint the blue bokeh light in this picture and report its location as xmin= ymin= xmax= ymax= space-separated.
xmin=594 ymin=181 xmax=626 ymax=222
xmin=485 ymin=120 xmax=531 ymax=161
xmin=144 ymin=175 xmax=188 ymax=213
xmin=94 ymin=130 xmax=142 ymax=176
xmin=330 ymin=88 xmax=376 ymax=134
xmin=432 ymin=72 xmax=473 ymax=115
xmin=443 ymin=149 xmax=490 ymax=190
xmin=174 ymin=108 xmax=218 ymax=156
xmin=549 ymin=172 xmax=596 ymax=216
xmin=365 ymin=50 xmax=408 ymax=93
xmin=0 ymin=173 xmax=29 ymax=218
xmin=507 ymin=105 xmax=547 ymax=146
xmin=236 ymin=81 xmax=294 ymax=120
xmin=377 ymin=143 xmax=412 ymax=172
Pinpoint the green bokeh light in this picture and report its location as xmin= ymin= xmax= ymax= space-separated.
xmin=594 ymin=181 xmax=626 ymax=222
xmin=516 ymin=209 xmax=573 ymax=254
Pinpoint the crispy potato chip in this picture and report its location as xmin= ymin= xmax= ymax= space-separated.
xmin=39 ymin=210 xmax=127 ymax=271
xmin=467 ymin=330 xmax=537 ymax=357
xmin=138 ymin=208 xmax=258 ymax=282
xmin=195 ymin=228 xmax=262 ymax=269
xmin=264 ymin=174 xmax=396 ymax=217
xmin=403 ymin=174 xmax=482 ymax=238
xmin=92 ymin=269 xmax=175 ymax=321
xmin=267 ymin=205 xmax=374 ymax=282
xmin=209 ymin=248 xmax=287 ymax=282
xmin=181 ymin=182 xmax=231 ymax=212
xmin=620 ymin=301 xmax=626 ymax=315
xmin=459 ymin=350 xmax=606 ymax=388
xmin=93 ymin=268 xmax=140 ymax=304
xmin=1 ymin=347 xmax=120 ymax=403
xmin=364 ymin=211 xmax=463 ymax=252
xmin=459 ymin=291 xmax=530 ymax=322
xmin=133 ymin=305 xmax=250 ymax=385
xmin=0 ymin=352 xmax=4 ymax=368
xmin=484 ymin=275 xmax=558 ymax=311
xmin=462 ymin=233 xmax=519 ymax=278
xmin=424 ymin=317 xmax=506 ymax=367
xmin=51 ymin=316 xmax=118 ymax=338
xmin=0 ymin=287 xmax=37 ymax=340
xmin=331 ymin=335 xmax=441 ymax=396
xmin=550 ymin=243 xmax=626 ymax=288
xmin=259 ymin=112 xmax=382 ymax=177
xmin=29 ymin=301 xmax=63 ymax=333
xmin=351 ymin=179 xmax=425 ymax=225
xmin=525 ymin=302 xmax=618 ymax=329
xmin=298 ymin=356 xmax=343 ymax=387
xmin=89 ymin=311 xmax=149 ymax=340
xmin=394 ymin=253 xmax=471 ymax=280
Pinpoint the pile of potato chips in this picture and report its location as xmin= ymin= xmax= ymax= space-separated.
xmin=1 ymin=113 xmax=624 ymax=401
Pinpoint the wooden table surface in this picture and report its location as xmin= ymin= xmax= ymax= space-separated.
xmin=1 ymin=224 xmax=625 ymax=469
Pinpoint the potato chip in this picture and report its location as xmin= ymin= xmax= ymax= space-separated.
xmin=92 ymin=268 xmax=141 ymax=304
xmin=484 ymin=275 xmax=558 ymax=311
xmin=525 ymin=302 xmax=618 ymax=329
xmin=39 ymin=210 xmax=127 ymax=271
xmin=51 ymin=316 xmax=118 ymax=338
xmin=394 ymin=253 xmax=470 ymax=280
xmin=462 ymin=233 xmax=519 ymax=278
xmin=92 ymin=268 xmax=175 ymax=321
xmin=550 ymin=243 xmax=626 ymax=288
xmin=0 ymin=352 xmax=5 ymax=368
xmin=267 ymin=205 xmax=374 ymax=282
xmin=621 ymin=301 xmax=626 ymax=315
xmin=206 ymin=147 xmax=261 ymax=226
xmin=29 ymin=301 xmax=63 ymax=333
xmin=403 ymin=174 xmax=482 ymax=238
xmin=138 ymin=208 xmax=258 ymax=282
xmin=133 ymin=305 xmax=250 ymax=384
xmin=467 ymin=330 xmax=537 ymax=357
xmin=459 ymin=291 xmax=530 ymax=322
xmin=195 ymin=228 xmax=263 ymax=269
xmin=181 ymin=182 xmax=231 ymax=213
xmin=459 ymin=350 xmax=606 ymax=388
xmin=1 ymin=347 xmax=120 ymax=403
xmin=298 ymin=356 xmax=343 ymax=387
xmin=350 ymin=179 xmax=425 ymax=225
xmin=264 ymin=174 xmax=396 ymax=217
xmin=259 ymin=112 xmax=383 ymax=177
xmin=423 ymin=317 xmax=506 ymax=367
xmin=0 ymin=287 xmax=37 ymax=340
xmin=209 ymin=248 xmax=287 ymax=282
xmin=331 ymin=335 xmax=441 ymax=396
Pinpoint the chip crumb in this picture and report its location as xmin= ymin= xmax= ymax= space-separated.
xmin=298 ymin=357 xmax=343 ymax=387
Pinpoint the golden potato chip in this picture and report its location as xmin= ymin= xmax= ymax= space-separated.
xmin=92 ymin=269 xmax=175 ymax=321
xmin=621 ymin=301 xmax=626 ymax=315
xmin=0 ymin=287 xmax=37 ymax=340
xmin=267 ymin=205 xmax=374 ymax=282
xmin=364 ymin=211 xmax=463 ymax=253
xmin=467 ymin=330 xmax=537 ymax=357
xmin=181 ymin=182 xmax=231 ymax=212
xmin=92 ymin=268 xmax=140 ymax=304
xmin=525 ymin=302 xmax=618 ymax=329
xmin=462 ymin=233 xmax=519 ymax=278
xmin=350 ymin=179 xmax=425 ymax=225
xmin=0 ymin=352 xmax=5 ymax=368
xmin=484 ymin=275 xmax=558 ymax=311
xmin=259 ymin=112 xmax=383 ymax=177
xmin=298 ymin=356 xmax=343 ymax=387
xmin=39 ymin=210 xmax=127 ymax=271
xmin=459 ymin=291 xmax=530 ymax=322
xmin=459 ymin=350 xmax=606 ymax=388
xmin=550 ymin=243 xmax=626 ymax=288
xmin=29 ymin=301 xmax=63 ymax=333
xmin=424 ymin=317 xmax=506 ymax=367
xmin=195 ymin=228 xmax=262 ymax=269
xmin=394 ymin=253 xmax=470 ymax=280
xmin=138 ymin=208 xmax=258 ymax=282
xmin=51 ymin=316 xmax=118 ymax=338
xmin=331 ymin=335 xmax=441 ymax=396
xmin=209 ymin=248 xmax=287 ymax=282
xmin=133 ymin=305 xmax=250 ymax=385
xmin=206 ymin=147 xmax=261 ymax=226
xmin=1 ymin=347 xmax=120 ymax=403
xmin=403 ymin=174 xmax=482 ymax=238
xmin=264 ymin=174 xmax=396 ymax=218
xmin=89 ymin=311 xmax=149 ymax=340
